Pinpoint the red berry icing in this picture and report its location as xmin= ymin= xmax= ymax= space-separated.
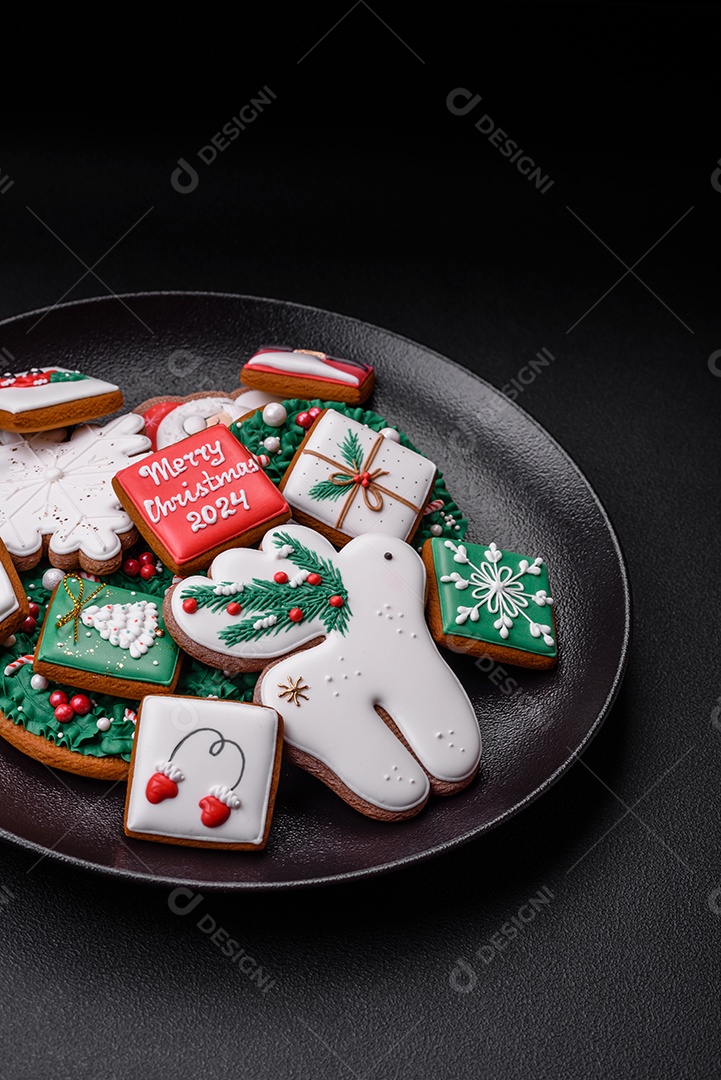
xmin=182 ymin=597 xmax=198 ymax=614
xmin=329 ymin=595 xmax=344 ymax=608
xmin=21 ymin=616 xmax=37 ymax=634
xmin=138 ymin=551 xmax=156 ymax=566
xmin=28 ymin=602 xmax=40 ymax=618
xmin=122 ymin=558 xmax=140 ymax=577
xmin=308 ymin=407 xmax=322 ymax=419
xmin=274 ymin=571 xmax=288 ymax=584
xmin=288 ymin=607 xmax=304 ymax=623
xmin=69 ymin=694 xmax=91 ymax=716
xmin=226 ymin=602 xmax=242 ymax=616
xmin=139 ymin=564 xmax=156 ymax=580
xmin=54 ymin=703 xmax=75 ymax=723
xmin=296 ymin=412 xmax=312 ymax=428
xmin=49 ymin=691 xmax=68 ymax=707
xmin=307 ymin=572 xmax=322 ymax=586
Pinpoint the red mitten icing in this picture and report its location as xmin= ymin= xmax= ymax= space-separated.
xmin=145 ymin=760 xmax=184 ymax=803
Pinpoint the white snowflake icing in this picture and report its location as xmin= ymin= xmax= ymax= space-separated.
xmin=81 ymin=599 xmax=159 ymax=659
xmin=441 ymin=541 xmax=555 ymax=646
xmin=0 ymin=415 xmax=150 ymax=564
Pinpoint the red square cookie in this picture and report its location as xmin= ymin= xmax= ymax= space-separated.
xmin=112 ymin=426 xmax=290 ymax=574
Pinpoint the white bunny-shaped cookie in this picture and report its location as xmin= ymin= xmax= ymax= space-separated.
xmin=164 ymin=524 xmax=481 ymax=819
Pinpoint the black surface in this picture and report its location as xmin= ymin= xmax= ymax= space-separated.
xmin=1 ymin=3 xmax=719 ymax=1077
xmin=0 ymin=292 xmax=629 ymax=888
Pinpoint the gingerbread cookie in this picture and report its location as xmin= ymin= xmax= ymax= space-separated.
xmin=112 ymin=425 xmax=291 ymax=575
xmin=241 ymin=346 xmax=375 ymax=405
xmin=0 ymin=538 xmax=30 ymax=643
xmin=278 ymin=409 xmax=437 ymax=548
xmin=0 ymin=415 xmax=150 ymax=573
xmin=232 ymin=397 xmax=469 ymax=550
xmin=34 ymin=573 xmax=182 ymax=698
xmin=0 ymin=366 xmax=123 ymax=432
xmin=124 ymin=695 xmax=283 ymax=849
xmin=423 ymin=538 xmax=558 ymax=669
xmin=164 ymin=524 xmax=481 ymax=820
xmin=135 ymin=388 xmax=279 ymax=451
xmin=0 ymin=559 xmax=259 ymax=780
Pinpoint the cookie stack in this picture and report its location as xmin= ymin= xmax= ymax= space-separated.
xmin=0 ymin=348 xmax=557 ymax=852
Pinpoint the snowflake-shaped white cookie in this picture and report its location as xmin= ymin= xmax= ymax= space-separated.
xmin=0 ymin=414 xmax=150 ymax=570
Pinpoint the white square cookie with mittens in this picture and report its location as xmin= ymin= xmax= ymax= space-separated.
xmin=124 ymin=696 xmax=283 ymax=850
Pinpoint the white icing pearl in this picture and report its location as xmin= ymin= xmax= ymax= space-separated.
xmin=183 ymin=414 xmax=208 ymax=436
xmin=2 ymin=635 xmax=16 ymax=648
xmin=42 ymin=567 xmax=65 ymax=591
xmin=30 ymin=674 xmax=48 ymax=691
xmin=262 ymin=403 xmax=287 ymax=428
xmin=380 ymin=427 xmax=401 ymax=442
xmin=96 ymin=717 xmax=111 ymax=731
xmin=430 ymin=524 xmax=443 ymax=536
xmin=263 ymin=436 xmax=281 ymax=453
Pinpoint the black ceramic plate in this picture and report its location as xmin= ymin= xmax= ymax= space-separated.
xmin=0 ymin=292 xmax=629 ymax=890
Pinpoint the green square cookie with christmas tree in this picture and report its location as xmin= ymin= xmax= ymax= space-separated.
xmin=34 ymin=574 xmax=182 ymax=698
xmin=422 ymin=538 xmax=558 ymax=669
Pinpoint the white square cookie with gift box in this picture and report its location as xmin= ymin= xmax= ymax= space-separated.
xmin=124 ymin=695 xmax=283 ymax=850
xmin=279 ymin=409 xmax=437 ymax=547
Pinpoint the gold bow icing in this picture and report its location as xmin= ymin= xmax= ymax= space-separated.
xmin=55 ymin=575 xmax=106 ymax=643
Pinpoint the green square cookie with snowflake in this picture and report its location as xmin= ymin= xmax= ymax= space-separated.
xmin=422 ymin=538 xmax=558 ymax=670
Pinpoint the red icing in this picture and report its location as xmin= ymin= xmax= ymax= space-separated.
xmin=146 ymin=772 xmax=180 ymax=804
xmin=247 ymin=346 xmax=373 ymax=387
xmin=199 ymin=795 xmax=231 ymax=828
xmin=140 ymin=401 xmax=180 ymax=451
xmin=288 ymin=607 xmax=303 ymax=623
xmin=114 ymin=426 xmax=289 ymax=566
xmin=0 ymin=371 xmax=54 ymax=390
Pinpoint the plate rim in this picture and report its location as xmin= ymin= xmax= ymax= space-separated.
xmin=0 ymin=290 xmax=632 ymax=891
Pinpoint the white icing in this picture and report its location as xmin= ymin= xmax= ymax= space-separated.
xmin=0 ymin=562 xmax=19 ymax=624
xmin=0 ymin=368 xmax=119 ymax=415
xmin=0 ymin=415 xmax=150 ymax=562
xmin=81 ymin=600 xmax=159 ymax=659
xmin=169 ymin=524 xmax=481 ymax=815
xmin=125 ymin=696 xmax=280 ymax=845
xmin=247 ymin=350 xmax=360 ymax=387
xmin=155 ymin=392 xmax=277 ymax=450
xmin=282 ymin=410 xmax=436 ymax=542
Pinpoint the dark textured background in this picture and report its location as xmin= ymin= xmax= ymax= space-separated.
xmin=1 ymin=4 xmax=719 ymax=1078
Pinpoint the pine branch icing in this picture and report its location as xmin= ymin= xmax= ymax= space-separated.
xmin=180 ymin=531 xmax=351 ymax=646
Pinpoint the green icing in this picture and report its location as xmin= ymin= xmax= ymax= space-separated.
xmin=230 ymin=398 xmax=467 ymax=549
xmin=0 ymin=565 xmax=258 ymax=762
xmin=432 ymin=538 xmax=557 ymax=658
xmin=48 ymin=371 xmax=88 ymax=384
xmin=36 ymin=580 xmax=181 ymax=687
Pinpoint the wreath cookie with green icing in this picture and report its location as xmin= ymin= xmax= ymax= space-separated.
xmin=0 ymin=560 xmax=259 ymax=779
